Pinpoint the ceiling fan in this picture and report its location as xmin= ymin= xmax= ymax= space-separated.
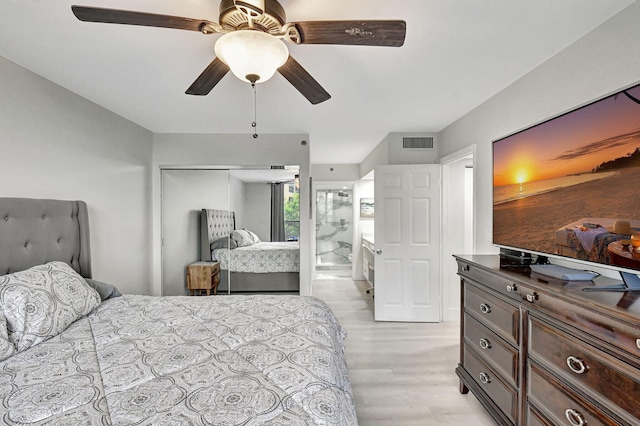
xmin=71 ymin=0 xmax=406 ymax=104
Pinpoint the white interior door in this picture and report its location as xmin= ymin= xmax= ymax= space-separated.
xmin=374 ymin=164 xmax=442 ymax=322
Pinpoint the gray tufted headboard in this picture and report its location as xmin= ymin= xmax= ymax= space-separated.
xmin=200 ymin=209 xmax=235 ymax=261
xmin=0 ymin=198 xmax=92 ymax=278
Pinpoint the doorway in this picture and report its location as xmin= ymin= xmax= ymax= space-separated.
xmin=374 ymin=164 xmax=442 ymax=322
xmin=440 ymin=146 xmax=476 ymax=321
xmin=315 ymin=186 xmax=354 ymax=278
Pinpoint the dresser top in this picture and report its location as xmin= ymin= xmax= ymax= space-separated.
xmin=455 ymin=254 xmax=640 ymax=320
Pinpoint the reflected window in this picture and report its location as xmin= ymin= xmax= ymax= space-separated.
xmin=285 ymin=177 xmax=300 ymax=241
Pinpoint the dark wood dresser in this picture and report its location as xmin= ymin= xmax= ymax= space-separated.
xmin=455 ymin=255 xmax=640 ymax=426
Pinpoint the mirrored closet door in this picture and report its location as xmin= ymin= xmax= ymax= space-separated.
xmin=161 ymin=166 xmax=300 ymax=296
xmin=223 ymin=167 xmax=300 ymax=293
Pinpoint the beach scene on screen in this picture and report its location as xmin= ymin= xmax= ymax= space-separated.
xmin=493 ymin=84 xmax=640 ymax=265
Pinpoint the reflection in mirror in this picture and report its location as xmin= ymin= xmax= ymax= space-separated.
xmin=161 ymin=168 xmax=230 ymax=297
xmin=315 ymin=185 xmax=354 ymax=279
xmin=201 ymin=166 xmax=301 ymax=294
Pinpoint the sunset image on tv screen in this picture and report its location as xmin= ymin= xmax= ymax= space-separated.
xmin=493 ymin=83 xmax=640 ymax=270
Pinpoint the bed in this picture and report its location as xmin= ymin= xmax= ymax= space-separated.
xmin=200 ymin=209 xmax=300 ymax=293
xmin=0 ymin=197 xmax=357 ymax=425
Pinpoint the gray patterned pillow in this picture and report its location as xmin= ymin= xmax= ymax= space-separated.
xmin=0 ymin=313 xmax=16 ymax=361
xmin=231 ymin=229 xmax=254 ymax=247
xmin=0 ymin=261 xmax=101 ymax=353
xmin=210 ymin=236 xmax=237 ymax=250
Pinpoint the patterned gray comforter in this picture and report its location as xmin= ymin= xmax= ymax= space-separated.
xmin=0 ymin=295 xmax=357 ymax=425
xmin=213 ymin=242 xmax=300 ymax=273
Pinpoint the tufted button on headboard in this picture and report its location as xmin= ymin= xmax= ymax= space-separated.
xmin=200 ymin=209 xmax=235 ymax=261
xmin=0 ymin=198 xmax=92 ymax=278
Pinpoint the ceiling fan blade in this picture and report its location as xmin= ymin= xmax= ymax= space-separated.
xmin=186 ymin=58 xmax=230 ymax=96
xmin=71 ymin=5 xmax=217 ymax=32
xmin=278 ymin=56 xmax=330 ymax=105
xmin=294 ymin=20 xmax=406 ymax=47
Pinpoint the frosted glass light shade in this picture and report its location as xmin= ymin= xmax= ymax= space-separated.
xmin=215 ymin=30 xmax=289 ymax=83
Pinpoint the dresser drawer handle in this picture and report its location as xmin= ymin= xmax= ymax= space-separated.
xmin=479 ymin=338 xmax=491 ymax=349
xmin=479 ymin=372 xmax=491 ymax=384
xmin=462 ymin=265 xmax=470 ymax=272
xmin=479 ymin=303 xmax=491 ymax=314
xmin=565 ymin=408 xmax=586 ymax=426
xmin=566 ymin=356 xmax=587 ymax=374
xmin=507 ymin=284 xmax=517 ymax=292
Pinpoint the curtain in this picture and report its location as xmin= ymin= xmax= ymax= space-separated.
xmin=270 ymin=182 xmax=285 ymax=242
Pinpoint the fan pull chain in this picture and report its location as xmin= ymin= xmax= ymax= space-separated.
xmin=251 ymin=82 xmax=258 ymax=139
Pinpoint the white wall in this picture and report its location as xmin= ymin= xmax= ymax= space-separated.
xmin=438 ymin=2 xmax=640 ymax=270
xmin=311 ymin=164 xmax=360 ymax=181
xmin=0 ymin=57 xmax=153 ymax=294
xmin=152 ymin=133 xmax=311 ymax=295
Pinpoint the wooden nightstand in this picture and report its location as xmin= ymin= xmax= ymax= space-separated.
xmin=187 ymin=261 xmax=220 ymax=296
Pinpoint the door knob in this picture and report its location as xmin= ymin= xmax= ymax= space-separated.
xmin=376 ymin=249 xmax=382 ymax=255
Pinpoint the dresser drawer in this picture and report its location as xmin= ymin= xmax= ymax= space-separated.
xmin=533 ymin=289 xmax=640 ymax=363
xmin=529 ymin=315 xmax=640 ymax=422
xmin=528 ymin=362 xmax=623 ymax=426
xmin=465 ymin=282 xmax=520 ymax=346
xmin=458 ymin=259 xmax=524 ymax=302
xmin=526 ymin=405 xmax=555 ymax=426
xmin=464 ymin=344 xmax=518 ymax=424
xmin=464 ymin=313 xmax=518 ymax=386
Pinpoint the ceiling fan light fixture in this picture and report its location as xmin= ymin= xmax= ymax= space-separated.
xmin=214 ymin=30 xmax=289 ymax=84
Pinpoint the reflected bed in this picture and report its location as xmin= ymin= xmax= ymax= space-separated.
xmin=200 ymin=209 xmax=300 ymax=293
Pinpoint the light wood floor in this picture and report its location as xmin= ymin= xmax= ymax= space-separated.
xmin=312 ymin=278 xmax=496 ymax=425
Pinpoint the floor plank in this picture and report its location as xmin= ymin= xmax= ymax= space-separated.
xmin=312 ymin=278 xmax=496 ymax=425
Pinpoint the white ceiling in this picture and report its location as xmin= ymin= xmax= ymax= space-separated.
xmin=1 ymin=1 xmax=634 ymax=164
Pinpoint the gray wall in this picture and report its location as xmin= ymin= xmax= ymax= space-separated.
xmin=438 ymin=2 xmax=640 ymax=263
xmin=360 ymin=132 xmax=439 ymax=178
xmin=229 ymin=173 xmax=244 ymax=227
xmin=242 ymin=182 xmax=271 ymax=242
xmin=0 ymin=57 xmax=153 ymax=294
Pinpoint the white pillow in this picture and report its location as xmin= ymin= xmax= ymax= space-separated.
xmin=243 ymin=228 xmax=261 ymax=244
xmin=231 ymin=229 xmax=255 ymax=247
xmin=0 ymin=261 xmax=101 ymax=353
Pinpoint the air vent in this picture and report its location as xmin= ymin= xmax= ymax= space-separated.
xmin=402 ymin=136 xmax=434 ymax=149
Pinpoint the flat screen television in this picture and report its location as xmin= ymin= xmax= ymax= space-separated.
xmin=492 ymin=82 xmax=640 ymax=290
